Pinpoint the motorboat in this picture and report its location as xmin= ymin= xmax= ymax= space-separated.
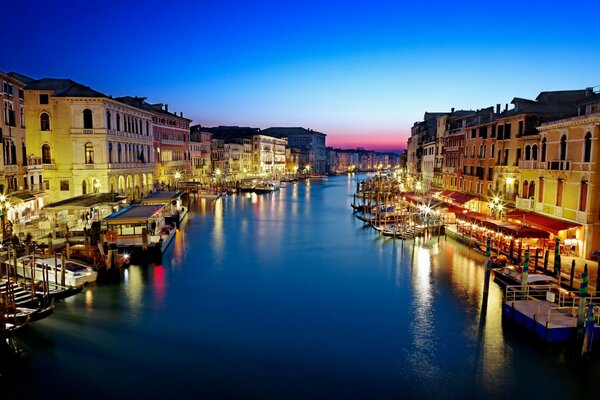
xmin=16 ymin=256 xmax=97 ymax=287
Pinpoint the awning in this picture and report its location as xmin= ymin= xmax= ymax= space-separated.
xmin=440 ymin=190 xmax=454 ymax=197
xmin=506 ymin=210 xmax=580 ymax=236
xmin=448 ymin=192 xmax=478 ymax=205
xmin=456 ymin=211 xmax=549 ymax=239
xmin=9 ymin=191 xmax=37 ymax=203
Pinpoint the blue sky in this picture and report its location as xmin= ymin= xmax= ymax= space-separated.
xmin=3 ymin=0 xmax=599 ymax=151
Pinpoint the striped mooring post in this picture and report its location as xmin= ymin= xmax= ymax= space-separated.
xmin=521 ymin=249 xmax=530 ymax=286
xmin=483 ymin=237 xmax=492 ymax=299
xmin=554 ymin=237 xmax=561 ymax=279
xmin=582 ymin=302 xmax=595 ymax=356
xmin=577 ymin=264 xmax=589 ymax=336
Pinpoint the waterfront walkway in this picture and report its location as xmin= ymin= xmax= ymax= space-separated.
xmin=446 ymin=224 xmax=599 ymax=294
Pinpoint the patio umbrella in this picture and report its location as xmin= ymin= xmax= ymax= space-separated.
xmin=553 ymin=237 xmax=561 ymax=280
xmin=521 ymin=249 xmax=529 ymax=285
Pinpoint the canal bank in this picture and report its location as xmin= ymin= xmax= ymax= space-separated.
xmin=1 ymin=175 xmax=599 ymax=400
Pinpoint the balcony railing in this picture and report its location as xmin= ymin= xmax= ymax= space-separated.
xmin=547 ymin=160 xmax=570 ymax=171
xmin=71 ymin=128 xmax=106 ymax=135
xmin=42 ymin=163 xmax=57 ymax=170
xmin=515 ymin=197 xmax=535 ymax=211
xmin=517 ymin=160 xmax=543 ymax=169
xmin=2 ymin=165 xmax=19 ymax=175
xmin=108 ymin=162 xmax=156 ymax=170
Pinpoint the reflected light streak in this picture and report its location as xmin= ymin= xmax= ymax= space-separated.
xmin=85 ymin=289 xmax=94 ymax=313
xmin=153 ymin=265 xmax=166 ymax=309
xmin=125 ymin=267 xmax=143 ymax=323
xmin=409 ymin=246 xmax=440 ymax=380
xmin=212 ymin=198 xmax=224 ymax=266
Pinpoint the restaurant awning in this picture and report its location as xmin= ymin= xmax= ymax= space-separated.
xmin=448 ymin=192 xmax=478 ymax=205
xmin=440 ymin=190 xmax=454 ymax=197
xmin=456 ymin=211 xmax=549 ymax=239
xmin=506 ymin=210 xmax=580 ymax=236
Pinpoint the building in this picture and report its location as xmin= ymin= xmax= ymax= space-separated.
xmin=516 ymin=89 xmax=600 ymax=259
xmin=252 ymin=134 xmax=287 ymax=175
xmin=23 ymin=79 xmax=156 ymax=203
xmin=261 ymin=127 xmax=327 ymax=174
xmin=116 ymin=97 xmax=191 ymax=187
xmin=189 ymin=127 xmax=213 ymax=181
xmin=439 ymin=110 xmax=472 ymax=191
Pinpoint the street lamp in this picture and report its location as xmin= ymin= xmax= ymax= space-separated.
xmin=174 ymin=171 xmax=182 ymax=189
xmin=0 ymin=194 xmax=12 ymax=241
xmin=415 ymin=180 xmax=423 ymax=193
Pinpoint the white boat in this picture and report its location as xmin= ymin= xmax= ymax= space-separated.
xmin=16 ymin=256 xmax=97 ymax=287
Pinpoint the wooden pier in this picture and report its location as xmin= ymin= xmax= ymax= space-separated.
xmin=503 ymin=284 xmax=600 ymax=342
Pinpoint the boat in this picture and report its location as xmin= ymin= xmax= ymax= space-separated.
xmin=1 ymin=320 xmax=29 ymax=339
xmin=16 ymin=256 xmax=97 ymax=287
xmin=493 ymin=265 xmax=558 ymax=288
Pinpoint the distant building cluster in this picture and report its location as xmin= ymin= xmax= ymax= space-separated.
xmin=406 ymin=88 xmax=600 ymax=259
xmin=0 ymin=70 xmax=401 ymax=226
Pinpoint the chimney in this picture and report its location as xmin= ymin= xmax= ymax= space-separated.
xmin=586 ymin=87 xmax=593 ymax=97
xmin=165 ymin=104 xmax=169 ymax=112
xmin=180 ymin=112 xmax=183 ymax=117
xmin=504 ymin=104 xmax=508 ymax=111
xmin=496 ymin=104 xmax=500 ymax=114
xmin=451 ymin=107 xmax=455 ymax=113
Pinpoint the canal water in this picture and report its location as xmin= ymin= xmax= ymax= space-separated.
xmin=2 ymin=175 xmax=599 ymax=399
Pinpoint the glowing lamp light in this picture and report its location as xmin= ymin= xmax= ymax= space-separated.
xmin=174 ymin=171 xmax=182 ymax=180
xmin=506 ymin=177 xmax=515 ymax=185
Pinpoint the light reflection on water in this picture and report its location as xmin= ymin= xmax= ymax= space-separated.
xmin=2 ymin=174 xmax=599 ymax=399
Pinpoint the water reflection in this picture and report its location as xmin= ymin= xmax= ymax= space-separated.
xmin=3 ymin=176 xmax=599 ymax=399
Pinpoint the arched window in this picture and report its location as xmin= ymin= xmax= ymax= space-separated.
xmin=83 ymin=109 xmax=93 ymax=129
xmin=108 ymin=142 xmax=113 ymax=164
xmin=579 ymin=181 xmax=588 ymax=211
xmin=117 ymin=143 xmax=122 ymax=163
xmin=541 ymin=138 xmax=547 ymax=162
xmin=525 ymin=145 xmax=531 ymax=160
xmin=491 ymin=143 xmax=495 ymax=158
xmin=82 ymin=180 xmax=87 ymax=195
xmin=116 ymin=114 xmax=121 ymax=131
xmin=584 ymin=132 xmax=592 ymax=162
xmin=538 ymin=178 xmax=544 ymax=203
xmin=106 ymin=111 xmax=111 ymax=130
xmin=522 ymin=180 xmax=529 ymax=198
xmin=85 ymin=142 xmax=94 ymax=164
xmin=532 ymin=144 xmax=538 ymax=160
xmin=40 ymin=113 xmax=50 ymax=131
xmin=560 ymin=135 xmax=567 ymax=161
xmin=10 ymin=142 xmax=16 ymax=165
xmin=528 ymin=180 xmax=535 ymax=199
xmin=42 ymin=144 xmax=51 ymax=164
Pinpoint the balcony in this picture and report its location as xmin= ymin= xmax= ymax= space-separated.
xmin=2 ymin=165 xmax=19 ymax=175
xmin=518 ymin=160 xmax=542 ymax=169
xmin=42 ymin=161 xmax=57 ymax=170
xmin=71 ymin=128 xmax=106 ymax=135
xmin=515 ymin=197 xmax=535 ymax=211
xmin=547 ymin=160 xmax=570 ymax=171
xmin=108 ymin=162 xmax=156 ymax=170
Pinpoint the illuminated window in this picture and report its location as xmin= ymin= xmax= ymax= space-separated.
xmin=85 ymin=142 xmax=94 ymax=164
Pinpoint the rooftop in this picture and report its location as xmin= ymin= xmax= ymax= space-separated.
xmin=104 ymin=205 xmax=164 ymax=224
xmin=45 ymin=193 xmax=122 ymax=209
xmin=25 ymin=78 xmax=108 ymax=98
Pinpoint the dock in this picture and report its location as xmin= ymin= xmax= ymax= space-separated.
xmin=503 ymin=284 xmax=600 ymax=342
